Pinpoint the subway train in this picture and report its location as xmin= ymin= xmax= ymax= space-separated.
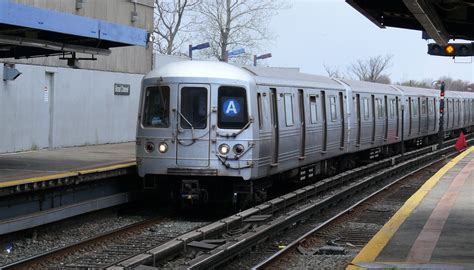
xmin=136 ymin=60 xmax=474 ymax=206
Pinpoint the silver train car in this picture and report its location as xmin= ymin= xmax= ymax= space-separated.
xmin=136 ymin=61 xmax=474 ymax=205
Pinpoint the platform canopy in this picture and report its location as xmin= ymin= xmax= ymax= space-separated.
xmin=346 ymin=0 xmax=474 ymax=46
xmin=0 ymin=1 xmax=148 ymax=59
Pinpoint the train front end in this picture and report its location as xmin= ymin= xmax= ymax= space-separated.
xmin=136 ymin=61 xmax=257 ymax=206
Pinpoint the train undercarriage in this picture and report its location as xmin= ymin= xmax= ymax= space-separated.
xmin=143 ymin=129 xmax=469 ymax=210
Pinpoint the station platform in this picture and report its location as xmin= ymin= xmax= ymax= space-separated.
xmin=0 ymin=142 xmax=136 ymax=194
xmin=348 ymin=146 xmax=474 ymax=270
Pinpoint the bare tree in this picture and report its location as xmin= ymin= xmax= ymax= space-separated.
xmin=154 ymin=0 xmax=200 ymax=55
xmin=398 ymin=79 xmax=432 ymax=88
xmin=376 ymin=74 xmax=391 ymax=84
xmin=348 ymin=55 xmax=393 ymax=82
xmin=439 ymin=76 xmax=471 ymax=91
xmin=196 ymin=0 xmax=285 ymax=62
xmin=323 ymin=63 xmax=343 ymax=78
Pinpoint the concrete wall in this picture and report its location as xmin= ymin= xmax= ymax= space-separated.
xmin=0 ymin=63 xmax=142 ymax=153
xmin=8 ymin=0 xmax=154 ymax=74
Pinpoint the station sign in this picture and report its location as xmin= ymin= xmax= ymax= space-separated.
xmin=114 ymin=83 xmax=130 ymax=96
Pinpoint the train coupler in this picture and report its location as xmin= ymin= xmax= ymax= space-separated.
xmin=180 ymin=179 xmax=209 ymax=206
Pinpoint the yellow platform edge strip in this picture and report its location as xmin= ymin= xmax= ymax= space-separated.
xmin=0 ymin=160 xmax=136 ymax=189
xmin=347 ymin=146 xmax=474 ymax=270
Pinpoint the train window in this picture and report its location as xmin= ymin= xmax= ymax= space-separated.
xmin=421 ymin=100 xmax=427 ymax=114
xmin=218 ymin=86 xmax=248 ymax=129
xmin=329 ymin=96 xmax=337 ymax=121
xmin=257 ymin=93 xmax=263 ymax=129
xmin=363 ymin=97 xmax=369 ymax=120
xmin=390 ymin=99 xmax=395 ymax=118
xmin=376 ymin=98 xmax=383 ymax=119
xmin=412 ymin=99 xmax=418 ymax=117
xmin=284 ymin=93 xmax=294 ymax=126
xmin=142 ymin=86 xmax=170 ymax=128
xmin=428 ymin=100 xmax=433 ymax=115
xmin=309 ymin=95 xmax=318 ymax=124
xmin=181 ymin=87 xmax=208 ymax=129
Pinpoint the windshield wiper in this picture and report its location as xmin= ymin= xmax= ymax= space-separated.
xmin=175 ymin=110 xmax=198 ymax=145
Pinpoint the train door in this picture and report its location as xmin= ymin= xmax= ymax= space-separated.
xmin=298 ymin=89 xmax=306 ymax=158
xmin=423 ymin=97 xmax=430 ymax=133
xmin=457 ymin=99 xmax=461 ymax=127
xmin=176 ymin=84 xmax=210 ymax=167
xmin=408 ymin=97 xmax=412 ymax=136
xmin=339 ymin=92 xmax=345 ymax=149
xmin=356 ymin=94 xmax=361 ymax=146
xmin=321 ymin=91 xmax=328 ymax=152
xmin=270 ymin=88 xmax=279 ymax=166
xmin=384 ymin=96 xmax=388 ymax=141
xmin=418 ymin=97 xmax=422 ymax=134
xmin=452 ymin=99 xmax=456 ymax=129
xmin=462 ymin=100 xmax=465 ymax=126
xmin=395 ymin=97 xmax=400 ymax=138
xmin=446 ymin=98 xmax=450 ymax=129
xmin=371 ymin=95 xmax=376 ymax=143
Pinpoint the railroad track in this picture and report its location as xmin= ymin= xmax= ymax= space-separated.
xmin=101 ymin=137 xmax=469 ymax=270
xmin=0 ymin=217 xmax=163 ymax=270
xmin=1 ymin=214 xmax=208 ymax=270
xmin=3 ymin=137 xmax=469 ymax=269
xmin=252 ymin=149 xmax=460 ymax=269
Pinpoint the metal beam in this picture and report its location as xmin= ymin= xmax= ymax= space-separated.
xmin=346 ymin=0 xmax=386 ymax=29
xmin=0 ymin=1 xmax=148 ymax=47
xmin=0 ymin=34 xmax=111 ymax=56
xmin=403 ymin=0 xmax=450 ymax=45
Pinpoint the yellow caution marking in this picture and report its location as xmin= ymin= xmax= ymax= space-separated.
xmin=75 ymin=160 xmax=136 ymax=175
xmin=0 ymin=160 xmax=136 ymax=188
xmin=347 ymin=147 xmax=474 ymax=270
xmin=0 ymin=171 xmax=79 ymax=188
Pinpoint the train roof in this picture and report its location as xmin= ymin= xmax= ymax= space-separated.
xmin=243 ymin=66 xmax=344 ymax=91
xmin=339 ymin=79 xmax=399 ymax=95
xmin=146 ymin=61 xmax=474 ymax=99
xmin=395 ymin=85 xmax=439 ymax=97
xmin=144 ymin=60 xmax=254 ymax=82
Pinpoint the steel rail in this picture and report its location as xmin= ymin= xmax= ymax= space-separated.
xmin=1 ymin=217 xmax=163 ymax=270
xmin=105 ymin=136 xmax=469 ymax=269
xmin=251 ymin=146 xmax=464 ymax=269
xmin=182 ymin=143 xmax=462 ymax=270
xmin=2 ymin=136 xmax=469 ymax=269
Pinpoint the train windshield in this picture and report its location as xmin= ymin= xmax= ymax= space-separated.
xmin=218 ymin=86 xmax=248 ymax=129
xmin=142 ymin=86 xmax=170 ymax=128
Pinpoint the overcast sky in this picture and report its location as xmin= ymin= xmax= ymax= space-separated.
xmin=265 ymin=0 xmax=473 ymax=83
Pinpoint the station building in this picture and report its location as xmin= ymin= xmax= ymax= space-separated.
xmin=0 ymin=0 xmax=154 ymax=153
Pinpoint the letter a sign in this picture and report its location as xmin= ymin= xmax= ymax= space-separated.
xmin=223 ymin=98 xmax=240 ymax=117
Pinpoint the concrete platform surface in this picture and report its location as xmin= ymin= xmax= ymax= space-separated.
xmin=348 ymin=147 xmax=474 ymax=270
xmin=0 ymin=142 xmax=135 ymax=188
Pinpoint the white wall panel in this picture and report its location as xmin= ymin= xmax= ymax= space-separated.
xmin=0 ymin=63 xmax=142 ymax=153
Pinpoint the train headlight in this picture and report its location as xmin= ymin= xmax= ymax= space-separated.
xmin=145 ymin=142 xmax=155 ymax=153
xmin=158 ymin=142 xmax=168 ymax=153
xmin=218 ymin=144 xmax=230 ymax=155
xmin=233 ymin=144 xmax=245 ymax=155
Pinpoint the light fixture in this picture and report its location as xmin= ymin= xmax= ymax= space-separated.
xmin=145 ymin=142 xmax=155 ymax=153
xmin=158 ymin=142 xmax=168 ymax=153
xmin=233 ymin=144 xmax=245 ymax=155
xmin=218 ymin=144 xmax=230 ymax=155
